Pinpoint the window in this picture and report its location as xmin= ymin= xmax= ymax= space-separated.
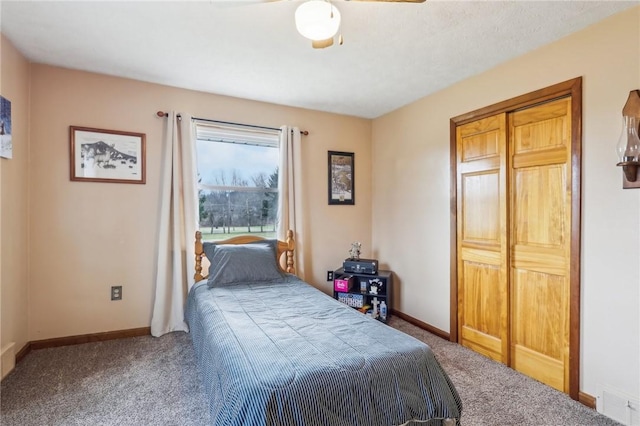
xmin=195 ymin=123 xmax=280 ymax=241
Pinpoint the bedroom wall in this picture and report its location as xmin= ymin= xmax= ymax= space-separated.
xmin=27 ymin=65 xmax=371 ymax=341
xmin=0 ymin=34 xmax=30 ymax=378
xmin=372 ymin=6 xmax=640 ymax=404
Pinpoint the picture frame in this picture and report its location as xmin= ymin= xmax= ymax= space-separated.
xmin=70 ymin=126 xmax=146 ymax=184
xmin=0 ymin=95 xmax=12 ymax=159
xmin=328 ymin=150 xmax=354 ymax=205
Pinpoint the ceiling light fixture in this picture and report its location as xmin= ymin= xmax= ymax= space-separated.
xmin=295 ymin=0 xmax=341 ymax=49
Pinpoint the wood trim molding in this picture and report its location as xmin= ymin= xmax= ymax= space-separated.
xmin=568 ymin=77 xmax=583 ymax=402
xmin=451 ymin=78 xmax=582 ymax=125
xmin=29 ymin=327 xmax=151 ymax=351
xmin=15 ymin=342 xmax=32 ymax=365
xmin=393 ymin=309 xmax=450 ymax=341
xmin=579 ymin=391 xmax=597 ymax=409
xmin=3 ymin=327 xmax=151 ymax=382
xmin=449 ymin=118 xmax=459 ymax=344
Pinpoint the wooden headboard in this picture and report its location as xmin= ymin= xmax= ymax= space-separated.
xmin=194 ymin=230 xmax=296 ymax=282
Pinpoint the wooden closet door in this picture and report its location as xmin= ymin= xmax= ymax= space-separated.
xmin=456 ymin=113 xmax=509 ymax=364
xmin=509 ymin=98 xmax=572 ymax=392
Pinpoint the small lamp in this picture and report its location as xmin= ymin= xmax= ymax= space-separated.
xmin=295 ymin=0 xmax=341 ymax=49
xmin=616 ymin=90 xmax=640 ymax=188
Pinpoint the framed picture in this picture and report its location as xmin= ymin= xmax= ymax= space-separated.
xmin=70 ymin=126 xmax=146 ymax=184
xmin=328 ymin=150 xmax=354 ymax=205
xmin=0 ymin=96 xmax=12 ymax=159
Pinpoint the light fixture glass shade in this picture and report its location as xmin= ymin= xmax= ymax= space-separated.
xmin=616 ymin=115 xmax=640 ymax=163
xmin=295 ymin=0 xmax=341 ymax=41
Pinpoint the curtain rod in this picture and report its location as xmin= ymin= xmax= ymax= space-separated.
xmin=156 ymin=111 xmax=308 ymax=135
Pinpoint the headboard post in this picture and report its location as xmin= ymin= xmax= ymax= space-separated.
xmin=286 ymin=229 xmax=295 ymax=274
xmin=195 ymin=231 xmax=204 ymax=282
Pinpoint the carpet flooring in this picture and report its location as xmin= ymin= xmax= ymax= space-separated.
xmin=0 ymin=316 xmax=621 ymax=425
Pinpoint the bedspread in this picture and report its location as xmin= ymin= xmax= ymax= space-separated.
xmin=185 ymin=275 xmax=462 ymax=426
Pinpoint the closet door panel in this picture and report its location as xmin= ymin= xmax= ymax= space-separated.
xmin=513 ymin=164 xmax=567 ymax=248
xmin=456 ymin=114 xmax=508 ymax=364
xmin=511 ymin=269 xmax=566 ymax=391
xmin=459 ymin=259 xmax=503 ymax=359
xmin=509 ymin=98 xmax=571 ymax=393
xmin=461 ymin=172 xmax=500 ymax=243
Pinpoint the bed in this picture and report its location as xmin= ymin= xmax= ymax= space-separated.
xmin=185 ymin=231 xmax=462 ymax=426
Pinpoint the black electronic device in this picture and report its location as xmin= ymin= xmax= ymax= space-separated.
xmin=343 ymin=258 xmax=378 ymax=275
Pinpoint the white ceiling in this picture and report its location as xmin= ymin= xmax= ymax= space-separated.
xmin=1 ymin=0 xmax=637 ymax=119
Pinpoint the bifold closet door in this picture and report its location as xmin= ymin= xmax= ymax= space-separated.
xmin=456 ymin=113 xmax=509 ymax=364
xmin=456 ymin=99 xmax=573 ymax=392
xmin=509 ymin=98 xmax=572 ymax=392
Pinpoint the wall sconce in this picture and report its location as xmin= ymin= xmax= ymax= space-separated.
xmin=616 ymin=90 xmax=640 ymax=189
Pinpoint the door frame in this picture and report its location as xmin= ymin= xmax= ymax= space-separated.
xmin=449 ymin=77 xmax=582 ymax=400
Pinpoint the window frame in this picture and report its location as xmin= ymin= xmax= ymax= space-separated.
xmin=195 ymin=122 xmax=281 ymax=241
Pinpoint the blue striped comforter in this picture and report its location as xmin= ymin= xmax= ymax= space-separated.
xmin=185 ymin=275 xmax=462 ymax=426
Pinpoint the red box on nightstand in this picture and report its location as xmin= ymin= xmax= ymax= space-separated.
xmin=334 ymin=275 xmax=354 ymax=292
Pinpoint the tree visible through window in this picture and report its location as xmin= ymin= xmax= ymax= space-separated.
xmin=195 ymin=123 xmax=280 ymax=241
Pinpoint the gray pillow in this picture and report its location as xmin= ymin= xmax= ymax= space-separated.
xmin=204 ymin=241 xmax=283 ymax=287
xmin=203 ymin=239 xmax=278 ymax=262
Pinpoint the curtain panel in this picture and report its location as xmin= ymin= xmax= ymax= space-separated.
xmin=278 ymin=126 xmax=304 ymax=279
xmin=151 ymin=112 xmax=199 ymax=337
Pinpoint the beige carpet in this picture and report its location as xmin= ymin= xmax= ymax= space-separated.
xmin=388 ymin=317 xmax=620 ymax=426
xmin=0 ymin=316 xmax=621 ymax=425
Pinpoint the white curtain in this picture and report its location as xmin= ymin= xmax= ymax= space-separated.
xmin=151 ymin=112 xmax=199 ymax=337
xmin=277 ymin=126 xmax=303 ymax=276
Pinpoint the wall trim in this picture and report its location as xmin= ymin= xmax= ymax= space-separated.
xmin=2 ymin=327 xmax=150 ymax=382
xmin=15 ymin=342 xmax=32 ymax=365
xmin=29 ymin=327 xmax=151 ymax=350
xmin=579 ymin=391 xmax=597 ymax=409
xmin=393 ymin=309 xmax=450 ymax=340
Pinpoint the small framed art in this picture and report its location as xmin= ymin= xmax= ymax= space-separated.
xmin=70 ymin=126 xmax=146 ymax=184
xmin=328 ymin=150 xmax=354 ymax=205
xmin=0 ymin=96 xmax=12 ymax=159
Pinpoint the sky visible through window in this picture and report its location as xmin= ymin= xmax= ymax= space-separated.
xmin=196 ymin=139 xmax=278 ymax=186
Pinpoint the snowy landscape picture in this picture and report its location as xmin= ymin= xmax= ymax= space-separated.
xmin=70 ymin=126 xmax=146 ymax=184
xmin=0 ymin=96 xmax=12 ymax=159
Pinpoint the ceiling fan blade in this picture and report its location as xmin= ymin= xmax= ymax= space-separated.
xmin=347 ymin=0 xmax=426 ymax=2
xmin=209 ymin=0 xmax=272 ymax=3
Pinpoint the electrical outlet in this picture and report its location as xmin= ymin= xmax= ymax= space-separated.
xmin=111 ymin=286 xmax=122 ymax=301
xmin=327 ymin=270 xmax=334 ymax=281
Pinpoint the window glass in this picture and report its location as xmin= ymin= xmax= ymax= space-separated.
xmin=196 ymin=124 xmax=279 ymax=241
